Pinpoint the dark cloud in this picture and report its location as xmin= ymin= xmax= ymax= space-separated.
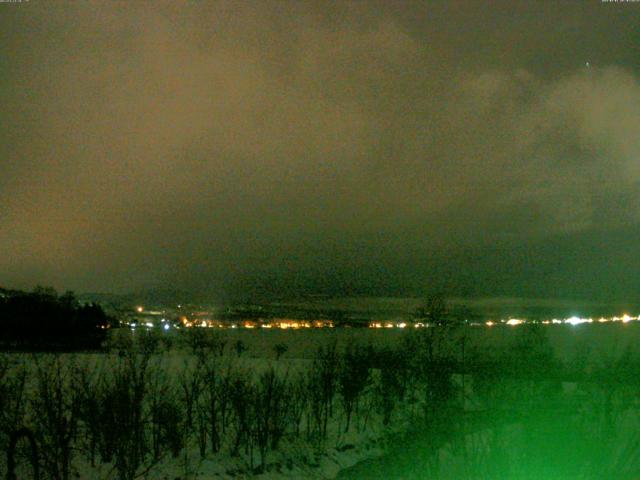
xmin=1 ymin=0 xmax=639 ymax=301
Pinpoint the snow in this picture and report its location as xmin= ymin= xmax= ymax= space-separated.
xmin=5 ymin=323 xmax=640 ymax=479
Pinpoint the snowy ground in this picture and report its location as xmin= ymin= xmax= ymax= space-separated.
xmin=1 ymin=334 xmax=418 ymax=480
xmin=5 ymin=323 xmax=640 ymax=479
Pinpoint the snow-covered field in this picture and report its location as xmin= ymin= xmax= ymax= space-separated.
xmin=3 ymin=323 xmax=640 ymax=479
xmin=0 ymin=329 xmax=421 ymax=480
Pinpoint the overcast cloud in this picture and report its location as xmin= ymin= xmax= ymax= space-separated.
xmin=1 ymin=1 xmax=639 ymax=301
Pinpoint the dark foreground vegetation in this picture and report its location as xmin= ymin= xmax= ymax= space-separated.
xmin=0 ymin=287 xmax=111 ymax=351
xmin=1 ymin=297 xmax=640 ymax=479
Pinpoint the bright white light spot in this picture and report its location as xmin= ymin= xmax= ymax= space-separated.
xmin=506 ymin=319 xmax=523 ymax=326
xmin=485 ymin=321 xmax=494 ymax=327
xmin=565 ymin=316 xmax=590 ymax=326
xmin=163 ymin=324 xmax=170 ymax=331
xmin=136 ymin=306 xmax=143 ymax=313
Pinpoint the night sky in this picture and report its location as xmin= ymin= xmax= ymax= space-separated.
xmin=1 ymin=1 xmax=639 ymax=302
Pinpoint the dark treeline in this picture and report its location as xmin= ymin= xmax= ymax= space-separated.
xmin=0 ymin=287 xmax=111 ymax=351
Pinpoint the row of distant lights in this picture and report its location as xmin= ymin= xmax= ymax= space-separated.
xmin=132 ymin=307 xmax=639 ymax=330
xmin=489 ymin=314 xmax=639 ymax=327
xmin=129 ymin=322 xmax=335 ymax=330
xmin=133 ymin=306 xmax=171 ymax=330
xmin=130 ymin=323 xmax=171 ymax=330
xmin=132 ymin=308 xmax=336 ymax=330
xmin=131 ymin=317 xmax=639 ymax=330
xmin=369 ymin=314 xmax=640 ymax=329
xmin=182 ymin=320 xmax=334 ymax=329
xmin=129 ymin=318 xmax=172 ymax=331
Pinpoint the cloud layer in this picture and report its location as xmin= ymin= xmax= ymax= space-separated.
xmin=1 ymin=1 xmax=639 ymax=300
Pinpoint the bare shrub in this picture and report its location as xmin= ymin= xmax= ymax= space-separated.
xmin=227 ymin=368 xmax=254 ymax=457
xmin=273 ymin=343 xmax=288 ymax=360
xmin=234 ymin=340 xmax=247 ymax=358
xmin=6 ymin=428 xmax=40 ymax=480
xmin=178 ymin=359 xmax=202 ymax=435
xmin=0 ymin=355 xmax=29 ymax=477
xmin=253 ymin=367 xmax=290 ymax=471
xmin=104 ymin=328 xmax=134 ymax=355
xmin=32 ymin=355 xmax=80 ymax=480
xmin=372 ymin=346 xmax=410 ymax=427
xmin=98 ymin=350 xmax=150 ymax=480
xmin=75 ymin=361 xmax=102 ymax=467
xmin=338 ymin=342 xmax=371 ymax=432
xmin=307 ymin=341 xmax=338 ymax=442
xmin=139 ymin=329 xmax=162 ymax=355
xmin=147 ymin=361 xmax=184 ymax=461
xmin=288 ymin=371 xmax=308 ymax=437
xmin=198 ymin=354 xmax=222 ymax=454
xmin=184 ymin=328 xmax=227 ymax=357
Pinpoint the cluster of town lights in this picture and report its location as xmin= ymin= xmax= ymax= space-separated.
xmin=177 ymin=318 xmax=334 ymax=329
xmin=127 ymin=306 xmax=337 ymax=330
xmin=370 ymin=314 xmax=640 ymax=329
xmin=129 ymin=306 xmax=639 ymax=330
xmin=488 ymin=314 xmax=640 ymax=327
